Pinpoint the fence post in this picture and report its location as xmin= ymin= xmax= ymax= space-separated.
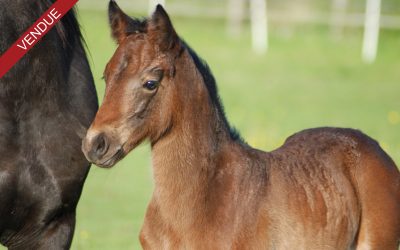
xmin=362 ymin=0 xmax=381 ymax=63
xmin=250 ymin=0 xmax=268 ymax=54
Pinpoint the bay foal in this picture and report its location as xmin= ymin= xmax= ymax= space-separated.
xmin=83 ymin=2 xmax=400 ymax=249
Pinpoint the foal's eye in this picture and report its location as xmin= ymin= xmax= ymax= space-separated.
xmin=143 ymin=80 xmax=159 ymax=91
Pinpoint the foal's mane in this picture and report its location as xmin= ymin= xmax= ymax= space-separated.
xmin=182 ymin=42 xmax=242 ymax=142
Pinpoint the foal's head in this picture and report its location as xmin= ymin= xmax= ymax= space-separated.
xmin=82 ymin=2 xmax=187 ymax=167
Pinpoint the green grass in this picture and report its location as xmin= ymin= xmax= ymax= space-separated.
xmin=68 ymin=5 xmax=400 ymax=250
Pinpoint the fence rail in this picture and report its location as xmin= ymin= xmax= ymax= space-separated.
xmin=78 ymin=0 xmax=400 ymax=30
xmin=77 ymin=0 xmax=400 ymax=62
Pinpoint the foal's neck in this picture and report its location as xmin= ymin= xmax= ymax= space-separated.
xmin=151 ymin=50 xmax=234 ymax=229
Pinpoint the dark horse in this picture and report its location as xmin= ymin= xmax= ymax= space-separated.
xmin=83 ymin=2 xmax=400 ymax=249
xmin=0 ymin=0 xmax=97 ymax=249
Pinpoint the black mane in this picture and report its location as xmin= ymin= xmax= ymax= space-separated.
xmin=0 ymin=0 xmax=82 ymax=53
xmin=0 ymin=0 xmax=85 ymax=83
xmin=183 ymin=42 xmax=242 ymax=142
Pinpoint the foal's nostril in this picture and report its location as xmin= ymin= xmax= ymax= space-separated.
xmin=94 ymin=134 xmax=107 ymax=155
xmin=88 ymin=133 xmax=110 ymax=161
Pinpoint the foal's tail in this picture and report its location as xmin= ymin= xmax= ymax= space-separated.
xmin=350 ymin=131 xmax=400 ymax=249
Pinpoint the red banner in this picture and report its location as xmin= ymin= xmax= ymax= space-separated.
xmin=0 ymin=0 xmax=78 ymax=78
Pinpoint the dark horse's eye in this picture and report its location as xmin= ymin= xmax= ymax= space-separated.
xmin=143 ymin=80 xmax=159 ymax=91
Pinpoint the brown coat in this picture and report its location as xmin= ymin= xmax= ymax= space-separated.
xmin=82 ymin=2 xmax=400 ymax=249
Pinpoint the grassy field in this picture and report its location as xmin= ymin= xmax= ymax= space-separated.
xmin=65 ymin=3 xmax=400 ymax=249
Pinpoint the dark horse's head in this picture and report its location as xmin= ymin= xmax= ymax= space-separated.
xmin=82 ymin=1 xmax=185 ymax=167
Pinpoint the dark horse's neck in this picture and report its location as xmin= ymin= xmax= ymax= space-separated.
xmin=1 ymin=0 xmax=84 ymax=106
xmin=0 ymin=0 xmax=97 ymax=124
xmin=151 ymin=45 xmax=245 ymax=231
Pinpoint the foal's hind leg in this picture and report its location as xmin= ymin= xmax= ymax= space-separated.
xmin=354 ymin=142 xmax=400 ymax=250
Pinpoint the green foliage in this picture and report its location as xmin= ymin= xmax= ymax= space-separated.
xmin=72 ymin=7 xmax=400 ymax=250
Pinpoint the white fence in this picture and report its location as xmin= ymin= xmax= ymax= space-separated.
xmin=78 ymin=0 xmax=400 ymax=63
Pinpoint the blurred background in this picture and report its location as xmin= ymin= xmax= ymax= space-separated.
xmin=70 ymin=0 xmax=400 ymax=249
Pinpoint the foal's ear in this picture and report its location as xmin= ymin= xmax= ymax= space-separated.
xmin=148 ymin=5 xmax=178 ymax=51
xmin=108 ymin=0 xmax=145 ymax=43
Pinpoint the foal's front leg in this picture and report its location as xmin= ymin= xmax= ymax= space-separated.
xmin=140 ymin=199 xmax=181 ymax=250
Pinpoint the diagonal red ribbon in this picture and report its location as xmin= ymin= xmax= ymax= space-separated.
xmin=0 ymin=0 xmax=79 ymax=79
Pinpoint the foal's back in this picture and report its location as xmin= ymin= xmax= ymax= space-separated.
xmin=262 ymin=127 xmax=400 ymax=249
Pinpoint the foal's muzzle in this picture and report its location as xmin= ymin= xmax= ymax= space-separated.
xmin=82 ymin=130 xmax=122 ymax=168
